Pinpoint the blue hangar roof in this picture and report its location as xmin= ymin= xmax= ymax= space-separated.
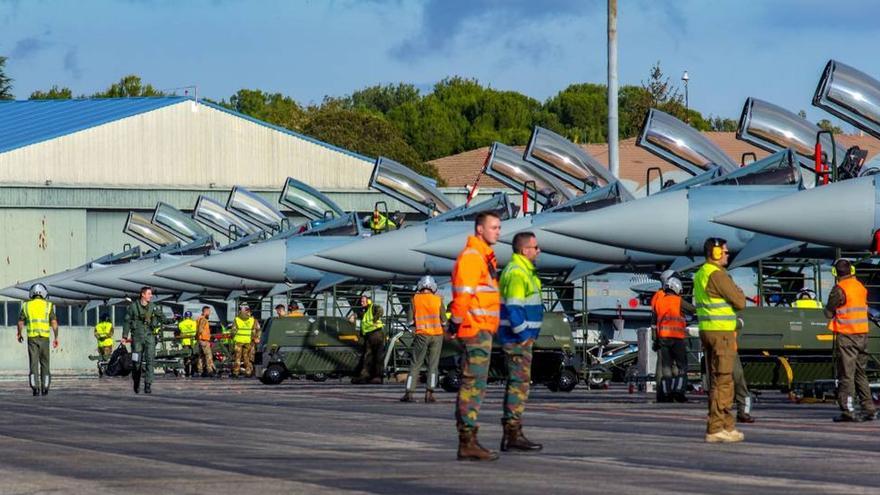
xmin=0 ymin=97 xmax=371 ymax=161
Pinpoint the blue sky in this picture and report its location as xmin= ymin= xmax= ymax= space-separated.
xmin=2 ymin=0 xmax=879 ymax=128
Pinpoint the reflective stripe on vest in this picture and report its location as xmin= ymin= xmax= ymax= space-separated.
xmin=178 ymin=318 xmax=197 ymax=346
xmin=653 ymin=292 xmax=687 ymax=339
xmin=95 ymin=321 xmax=113 ymax=347
xmin=25 ymin=299 xmax=53 ymax=338
xmin=234 ymin=317 xmax=255 ymax=343
xmin=694 ymin=263 xmax=737 ymax=332
xmin=829 ymin=277 xmax=869 ymax=334
xmin=413 ymin=293 xmax=443 ymax=336
xmin=451 ymin=239 xmax=501 ymax=338
xmin=361 ymin=302 xmax=383 ymax=334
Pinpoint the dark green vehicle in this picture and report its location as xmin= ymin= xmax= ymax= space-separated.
xmin=255 ymin=312 xmax=582 ymax=392
xmin=726 ymin=307 xmax=880 ymax=394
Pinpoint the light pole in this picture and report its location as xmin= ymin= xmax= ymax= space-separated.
xmin=681 ymin=70 xmax=689 ymax=124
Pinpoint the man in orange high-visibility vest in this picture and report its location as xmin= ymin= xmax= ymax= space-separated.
xmin=825 ymin=259 xmax=877 ymax=422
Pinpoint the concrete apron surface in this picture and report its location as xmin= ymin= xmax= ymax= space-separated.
xmin=0 ymin=378 xmax=878 ymax=495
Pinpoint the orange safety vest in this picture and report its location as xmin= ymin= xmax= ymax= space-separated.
xmin=451 ymin=235 xmax=501 ymax=338
xmin=653 ymin=291 xmax=687 ymax=340
xmin=413 ymin=292 xmax=443 ymax=336
xmin=828 ymin=277 xmax=869 ymax=335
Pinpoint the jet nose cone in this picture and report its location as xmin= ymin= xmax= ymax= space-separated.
xmin=714 ymin=176 xmax=877 ymax=249
xmin=191 ymin=240 xmax=286 ymax=282
xmin=544 ymin=190 xmax=690 ymax=254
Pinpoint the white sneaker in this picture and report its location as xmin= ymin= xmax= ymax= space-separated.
xmin=725 ymin=429 xmax=745 ymax=442
xmin=705 ymin=430 xmax=745 ymax=443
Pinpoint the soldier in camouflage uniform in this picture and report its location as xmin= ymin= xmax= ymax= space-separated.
xmin=123 ymin=286 xmax=167 ymax=394
xmin=450 ymin=212 xmax=502 ymax=461
xmin=497 ymin=232 xmax=543 ymax=452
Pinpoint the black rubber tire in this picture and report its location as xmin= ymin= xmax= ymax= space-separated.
xmin=260 ymin=364 xmax=287 ymax=385
xmin=556 ymin=369 xmax=578 ymax=392
xmin=441 ymin=370 xmax=462 ymax=393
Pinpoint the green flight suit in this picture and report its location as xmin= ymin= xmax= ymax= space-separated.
xmin=123 ymin=301 xmax=165 ymax=386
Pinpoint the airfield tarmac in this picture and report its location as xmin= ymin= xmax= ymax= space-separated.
xmin=0 ymin=374 xmax=878 ymax=495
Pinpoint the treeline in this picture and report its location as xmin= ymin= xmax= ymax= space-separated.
xmin=6 ymin=57 xmax=745 ymax=181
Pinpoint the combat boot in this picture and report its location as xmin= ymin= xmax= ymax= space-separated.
xmin=500 ymin=421 xmax=543 ymax=452
xmin=737 ymin=412 xmax=755 ymax=424
xmin=132 ymin=370 xmax=141 ymax=394
xmin=457 ymin=427 xmax=499 ymax=461
xmin=424 ymin=390 xmax=436 ymax=403
xmin=400 ymin=392 xmax=416 ymax=402
xmin=144 ymin=383 xmax=152 ymax=394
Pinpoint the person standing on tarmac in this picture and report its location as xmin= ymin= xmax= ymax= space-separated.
xmin=401 ymin=275 xmax=446 ymax=403
xmin=231 ymin=304 xmax=260 ymax=379
xmin=94 ymin=313 xmax=114 ymax=362
xmin=825 ymin=259 xmax=877 ymax=422
xmin=123 ymin=286 xmax=166 ymax=394
xmin=652 ymin=276 xmax=693 ymax=403
xmin=16 ymin=283 xmax=59 ymax=396
xmin=694 ymin=238 xmax=746 ymax=443
xmin=352 ymin=296 xmax=385 ymax=384
xmin=195 ymin=306 xmax=216 ymax=377
xmin=177 ymin=311 xmax=197 ymax=377
xmin=449 ymin=211 xmax=502 ymax=461
xmin=497 ymin=231 xmax=544 ymax=453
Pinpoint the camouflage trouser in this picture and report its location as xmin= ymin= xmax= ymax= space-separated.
xmin=232 ymin=342 xmax=253 ymax=376
xmin=27 ymin=337 xmax=51 ymax=392
xmin=98 ymin=345 xmax=113 ymax=361
xmin=456 ymin=330 xmax=493 ymax=431
xmin=196 ymin=341 xmax=215 ymax=374
xmin=502 ymin=340 xmax=534 ymax=423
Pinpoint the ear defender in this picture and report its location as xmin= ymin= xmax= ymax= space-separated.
xmin=831 ymin=260 xmax=856 ymax=277
xmin=710 ymin=238 xmax=724 ymax=261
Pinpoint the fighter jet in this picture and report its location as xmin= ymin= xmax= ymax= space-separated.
xmin=711 ymin=60 xmax=880 ymax=251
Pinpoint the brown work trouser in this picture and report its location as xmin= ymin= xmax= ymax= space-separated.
xmin=232 ymin=342 xmax=253 ymax=376
xmin=835 ymin=333 xmax=876 ymax=417
xmin=701 ymin=331 xmax=737 ymax=434
xmin=197 ymin=341 xmax=215 ymax=374
xmin=358 ymin=330 xmax=386 ymax=381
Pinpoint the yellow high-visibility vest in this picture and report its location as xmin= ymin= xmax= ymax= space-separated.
xmin=694 ymin=263 xmax=737 ymax=332
xmin=95 ymin=321 xmax=113 ymax=347
xmin=24 ymin=299 xmax=53 ymax=338
xmin=178 ymin=318 xmax=197 ymax=346
xmin=234 ymin=316 xmax=255 ymax=344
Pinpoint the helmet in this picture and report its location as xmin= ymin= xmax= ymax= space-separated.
xmin=664 ymin=277 xmax=683 ymax=295
xmin=797 ymin=289 xmax=816 ymax=300
xmin=183 ymin=311 xmax=193 ymax=318
xmin=659 ymin=269 xmax=677 ymax=285
xmin=416 ymin=275 xmax=438 ymax=293
xmin=29 ymin=283 xmax=48 ymax=300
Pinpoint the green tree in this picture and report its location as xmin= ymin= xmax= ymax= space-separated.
xmin=543 ymin=83 xmax=608 ymax=143
xmin=817 ymin=119 xmax=843 ymax=134
xmin=92 ymin=75 xmax=165 ymax=98
xmin=709 ymin=116 xmax=738 ymax=132
xmin=0 ymin=56 xmax=13 ymax=100
xmin=303 ymin=106 xmax=439 ymax=181
xmin=344 ymin=83 xmax=421 ymax=115
xmin=29 ymin=85 xmax=73 ymax=100
xmin=225 ymin=89 xmax=307 ymax=131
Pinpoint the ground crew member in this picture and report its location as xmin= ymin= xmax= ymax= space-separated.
xmin=16 ymin=283 xmax=59 ymax=396
xmin=274 ymin=304 xmax=288 ymax=318
xmin=497 ymin=231 xmax=544 ymax=452
xmin=401 ymin=275 xmax=446 ymax=403
xmin=694 ymin=238 xmax=746 ymax=443
xmin=793 ymin=289 xmax=823 ymax=309
xmin=177 ymin=311 xmax=197 ymax=377
xmin=288 ymin=302 xmax=305 ymax=317
xmin=368 ymin=209 xmax=397 ymax=234
xmin=195 ymin=306 xmax=215 ymax=377
xmin=123 ymin=286 xmax=165 ymax=394
xmin=652 ymin=276 xmax=693 ymax=403
xmin=650 ymin=269 xmax=677 ymax=308
xmin=352 ymin=296 xmax=385 ymax=384
xmin=825 ymin=259 xmax=877 ymax=422
xmin=94 ymin=313 xmax=114 ymax=361
xmin=231 ymin=304 xmax=260 ymax=378
xmin=449 ymin=211 xmax=502 ymax=461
